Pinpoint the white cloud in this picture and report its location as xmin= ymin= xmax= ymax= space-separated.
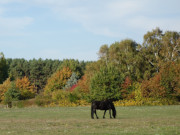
xmin=42 ymin=1 xmax=138 ymax=37
xmin=0 ymin=0 xmax=34 ymax=36
xmin=0 ymin=17 xmax=34 ymax=36
xmin=0 ymin=0 xmax=180 ymax=38
xmin=129 ymin=16 xmax=180 ymax=32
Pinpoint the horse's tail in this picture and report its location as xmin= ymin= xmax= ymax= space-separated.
xmin=111 ymin=103 xmax=116 ymax=118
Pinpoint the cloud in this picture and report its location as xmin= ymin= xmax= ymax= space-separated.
xmin=1 ymin=0 xmax=180 ymax=38
xmin=18 ymin=0 xmax=144 ymax=37
xmin=0 ymin=0 xmax=34 ymax=36
xmin=0 ymin=17 xmax=34 ymax=36
xmin=128 ymin=16 xmax=180 ymax=32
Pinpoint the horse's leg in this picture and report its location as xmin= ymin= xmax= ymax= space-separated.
xmin=91 ymin=108 xmax=94 ymax=119
xmin=103 ymin=110 xmax=107 ymax=119
xmin=109 ymin=109 xmax=112 ymax=119
xmin=94 ymin=109 xmax=99 ymax=119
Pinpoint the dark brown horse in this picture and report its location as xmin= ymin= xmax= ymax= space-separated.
xmin=91 ymin=100 xmax=116 ymax=119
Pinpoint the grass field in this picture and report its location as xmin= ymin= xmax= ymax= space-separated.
xmin=0 ymin=105 xmax=179 ymax=135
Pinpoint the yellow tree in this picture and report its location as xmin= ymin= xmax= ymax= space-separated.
xmin=0 ymin=78 xmax=11 ymax=102
xmin=44 ymin=67 xmax=72 ymax=94
xmin=16 ymin=76 xmax=36 ymax=100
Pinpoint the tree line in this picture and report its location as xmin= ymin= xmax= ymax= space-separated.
xmin=0 ymin=27 xmax=180 ymax=107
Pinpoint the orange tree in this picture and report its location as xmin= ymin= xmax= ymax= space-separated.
xmin=15 ymin=76 xmax=36 ymax=100
xmin=141 ymin=62 xmax=180 ymax=99
xmin=44 ymin=67 xmax=72 ymax=94
xmin=0 ymin=78 xmax=11 ymax=102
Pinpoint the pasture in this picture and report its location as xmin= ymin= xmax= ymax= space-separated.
xmin=0 ymin=105 xmax=179 ymax=135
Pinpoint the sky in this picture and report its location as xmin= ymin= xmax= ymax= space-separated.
xmin=0 ymin=0 xmax=180 ymax=61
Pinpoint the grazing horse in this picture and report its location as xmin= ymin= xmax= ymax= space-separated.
xmin=91 ymin=100 xmax=116 ymax=119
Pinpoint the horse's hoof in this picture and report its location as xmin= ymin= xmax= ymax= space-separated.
xmin=103 ymin=117 xmax=105 ymax=119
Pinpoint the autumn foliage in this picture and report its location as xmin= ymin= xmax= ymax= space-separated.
xmin=0 ymin=28 xmax=180 ymax=107
xmin=15 ymin=76 xmax=36 ymax=100
xmin=44 ymin=67 xmax=72 ymax=94
xmin=0 ymin=78 xmax=11 ymax=102
xmin=77 ymin=74 xmax=90 ymax=94
xmin=142 ymin=62 xmax=180 ymax=99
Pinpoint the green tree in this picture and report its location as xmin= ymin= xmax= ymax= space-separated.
xmin=59 ymin=59 xmax=85 ymax=78
xmin=90 ymin=65 xmax=125 ymax=101
xmin=4 ymin=82 xmax=21 ymax=108
xmin=8 ymin=58 xmax=29 ymax=80
xmin=29 ymin=59 xmax=45 ymax=93
xmin=98 ymin=39 xmax=141 ymax=80
xmin=98 ymin=44 xmax=109 ymax=65
xmin=0 ymin=52 xmax=8 ymax=84
xmin=161 ymin=31 xmax=180 ymax=62
xmin=140 ymin=28 xmax=180 ymax=79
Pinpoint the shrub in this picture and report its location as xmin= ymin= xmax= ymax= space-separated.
xmin=4 ymin=82 xmax=21 ymax=108
xmin=114 ymin=98 xmax=178 ymax=106
xmin=35 ymin=94 xmax=53 ymax=107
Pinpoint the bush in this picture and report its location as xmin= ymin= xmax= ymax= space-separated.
xmin=12 ymin=99 xmax=37 ymax=108
xmin=114 ymin=98 xmax=179 ymax=106
xmin=35 ymin=94 xmax=53 ymax=107
xmin=4 ymin=82 xmax=21 ymax=108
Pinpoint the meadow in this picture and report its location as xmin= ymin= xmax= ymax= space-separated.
xmin=0 ymin=105 xmax=179 ymax=135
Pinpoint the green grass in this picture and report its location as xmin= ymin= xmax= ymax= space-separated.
xmin=0 ymin=105 xmax=179 ymax=135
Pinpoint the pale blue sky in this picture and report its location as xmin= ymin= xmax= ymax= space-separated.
xmin=0 ymin=0 xmax=180 ymax=61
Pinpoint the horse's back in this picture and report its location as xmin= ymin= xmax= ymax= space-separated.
xmin=91 ymin=100 xmax=112 ymax=110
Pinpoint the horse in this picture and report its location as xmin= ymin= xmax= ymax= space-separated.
xmin=91 ymin=100 xmax=116 ymax=119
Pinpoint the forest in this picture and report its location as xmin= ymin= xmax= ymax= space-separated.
xmin=0 ymin=27 xmax=180 ymax=107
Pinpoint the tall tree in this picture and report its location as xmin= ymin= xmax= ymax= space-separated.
xmin=98 ymin=39 xmax=140 ymax=80
xmin=161 ymin=31 xmax=180 ymax=62
xmin=29 ymin=59 xmax=45 ymax=93
xmin=8 ymin=58 xmax=29 ymax=80
xmin=0 ymin=53 xmax=8 ymax=84
xmin=142 ymin=27 xmax=163 ymax=73
xmin=98 ymin=44 xmax=109 ymax=65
